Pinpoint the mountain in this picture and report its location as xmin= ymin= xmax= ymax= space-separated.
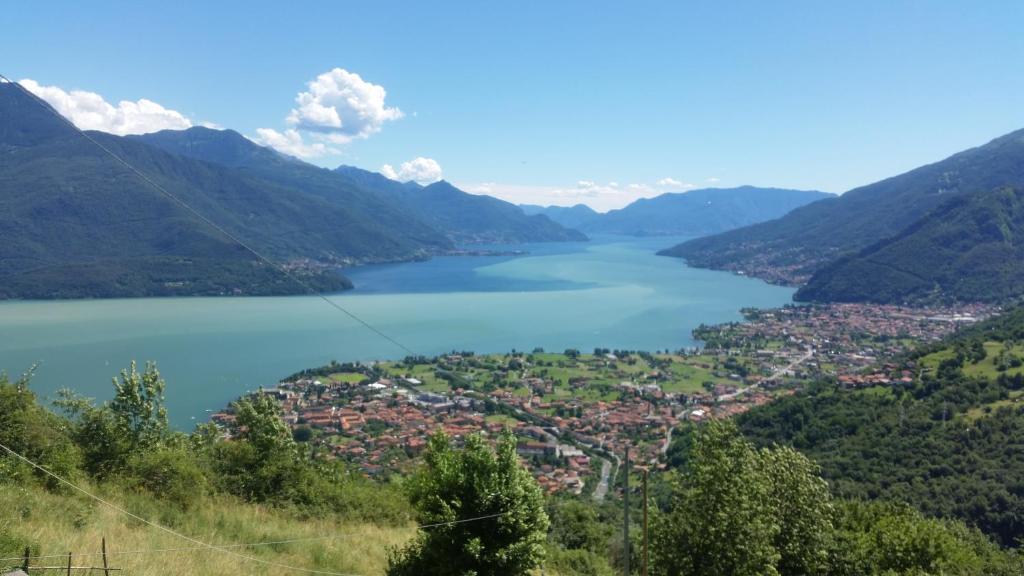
xmin=519 ymin=204 xmax=599 ymax=230
xmin=0 ymin=84 xmax=452 ymax=298
xmin=131 ymin=128 xmax=453 ymax=252
xmin=132 ymin=131 xmax=586 ymax=245
xmin=661 ymin=128 xmax=1024 ymax=284
xmin=796 ymin=187 xmax=1024 ymax=304
xmin=579 ymin=187 xmax=830 ymax=237
xmin=335 ymin=166 xmax=587 ymax=244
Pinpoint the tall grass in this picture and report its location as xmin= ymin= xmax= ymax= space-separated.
xmin=0 ymin=482 xmax=415 ymax=575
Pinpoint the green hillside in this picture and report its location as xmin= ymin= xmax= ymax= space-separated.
xmin=134 ymin=129 xmax=454 ymax=252
xmin=133 ymin=131 xmax=586 ymax=245
xmin=736 ymin=307 xmax=1024 ymax=546
xmin=661 ymin=128 xmax=1024 ymax=284
xmin=0 ymin=86 xmax=454 ymax=298
xmin=796 ymin=187 xmax=1024 ymax=304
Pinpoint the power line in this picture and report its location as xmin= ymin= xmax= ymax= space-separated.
xmin=0 ymin=441 xmax=362 ymax=576
xmin=0 ymin=512 xmax=509 ymax=563
xmin=0 ymin=73 xmax=418 ymax=358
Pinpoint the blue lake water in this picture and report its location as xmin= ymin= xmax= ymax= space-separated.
xmin=0 ymin=236 xmax=794 ymax=428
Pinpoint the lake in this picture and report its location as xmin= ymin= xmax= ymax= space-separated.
xmin=0 ymin=236 xmax=794 ymax=428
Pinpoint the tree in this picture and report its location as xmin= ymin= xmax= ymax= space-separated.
xmin=651 ymin=420 xmax=780 ymax=576
xmin=110 ymin=361 xmax=169 ymax=451
xmin=233 ymin=393 xmax=294 ymax=456
xmin=386 ymin=431 xmax=549 ymax=576
xmin=0 ymin=369 xmax=81 ymax=489
xmin=548 ymin=499 xmax=614 ymax=554
xmin=761 ymin=446 xmax=833 ymax=575
xmin=53 ymin=361 xmax=170 ymax=478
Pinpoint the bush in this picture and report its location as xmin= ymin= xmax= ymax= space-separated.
xmin=127 ymin=445 xmax=209 ymax=509
xmin=0 ymin=371 xmax=81 ymax=490
xmin=545 ymin=546 xmax=615 ymax=576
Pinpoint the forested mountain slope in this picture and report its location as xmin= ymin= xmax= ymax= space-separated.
xmin=796 ymin=186 xmax=1024 ymax=304
xmin=662 ymin=128 xmax=1024 ymax=284
xmin=737 ymin=307 xmax=1024 ymax=546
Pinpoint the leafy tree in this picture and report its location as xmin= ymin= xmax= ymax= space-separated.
xmin=0 ymin=369 xmax=81 ymax=489
xmin=829 ymin=500 xmax=1022 ymax=576
xmin=548 ymin=500 xmax=614 ymax=554
xmin=545 ymin=547 xmax=616 ymax=576
xmin=54 ymin=361 xmax=169 ymax=478
xmin=207 ymin=394 xmax=300 ymax=503
xmin=651 ymin=420 xmax=781 ymax=576
xmin=110 ymin=361 xmax=169 ymax=451
xmin=386 ymin=431 xmax=549 ymax=576
xmin=233 ymin=393 xmax=293 ymax=456
xmin=761 ymin=446 xmax=833 ymax=575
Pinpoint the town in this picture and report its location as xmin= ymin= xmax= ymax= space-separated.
xmin=213 ymin=302 xmax=994 ymax=496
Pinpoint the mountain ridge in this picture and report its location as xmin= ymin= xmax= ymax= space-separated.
xmin=334 ymin=165 xmax=587 ymax=244
xmin=661 ymin=128 xmax=1024 ymax=284
xmin=795 ymin=186 xmax=1024 ymax=304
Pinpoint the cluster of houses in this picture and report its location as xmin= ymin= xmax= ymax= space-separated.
xmin=703 ymin=303 xmax=993 ymax=381
xmin=214 ymin=376 xmax=598 ymax=494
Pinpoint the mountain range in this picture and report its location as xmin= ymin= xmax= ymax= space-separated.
xmin=334 ymin=166 xmax=586 ymax=244
xmin=524 ymin=187 xmax=830 ymax=237
xmin=661 ymin=128 xmax=1024 ymax=290
xmin=796 ymin=186 xmax=1024 ymax=304
xmin=0 ymin=83 xmax=584 ymax=299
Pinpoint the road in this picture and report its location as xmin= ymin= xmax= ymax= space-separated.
xmin=661 ymin=425 xmax=675 ymax=456
xmin=592 ymin=458 xmax=612 ymax=502
xmin=718 ymin=346 xmax=814 ymax=401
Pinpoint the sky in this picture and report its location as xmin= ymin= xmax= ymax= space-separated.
xmin=4 ymin=1 xmax=1023 ymax=211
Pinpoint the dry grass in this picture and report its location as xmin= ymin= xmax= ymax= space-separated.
xmin=0 ymin=482 xmax=415 ymax=576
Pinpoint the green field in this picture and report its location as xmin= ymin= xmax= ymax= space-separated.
xmin=327 ymin=371 xmax=367 ymax=384
xmin=921 ymin=341 xmax=1024 ymax=380
xmin=375 ymin=351 xmax=758 ymax=403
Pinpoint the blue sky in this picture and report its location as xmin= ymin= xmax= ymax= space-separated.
xmin=5 ymin=1 xmax=1023 ymax=210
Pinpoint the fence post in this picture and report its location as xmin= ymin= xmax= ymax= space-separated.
xmin=102 ymin=537 xmax=111 ymax=576
xmin=66 ymin=552 xmax=71 ymax=576
xmin=22 ymin=546 xmax=30 ymax=572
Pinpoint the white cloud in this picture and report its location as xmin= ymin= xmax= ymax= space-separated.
xmin=705 ymin=177 xmax=721 ymax=183
xmin=458 ymin=180 xmax=655 ymax=212
xmin=20 ymin=78 xmax=193 ymax=135
xmin=381 ymin=157 xmax=443 ymax=184
xmin=252 ymin=128 xmax=335 ymax=159
xmin=657 ymin=177 xmax=682 ymax=187
xmin=286 ymin=68 xmax=403 ymax=143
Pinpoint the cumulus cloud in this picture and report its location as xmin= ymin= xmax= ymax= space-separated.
xmin=381 ymin=157 xmax=443 ymax=184
xmin=20 ymin=78 xmax=193 ymax=135
xmin=256 ymin=67 xmax=404 ymax=158
xmin=253 ymin=128 xmax=335 ymax=159
xmin=286 ymin=68 xmax=403 ymax=143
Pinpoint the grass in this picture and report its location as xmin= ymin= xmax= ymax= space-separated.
xmin=965 ymin=390 xmax=1024 ymax=421
xmin=0 ymin=482 xmax=414 ymax=576
xmin=484 ymin=414 xmax=518 ymax=426
xmin=920 ymin=342 xmax=1024 ymax=380
xmin=327 ymin=372 xmax=367 ymax=384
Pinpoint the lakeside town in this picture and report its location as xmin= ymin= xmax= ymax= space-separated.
xmin=213 ymin=302 xmax=995 ymax=496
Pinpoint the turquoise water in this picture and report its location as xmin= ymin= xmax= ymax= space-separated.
xmin=0 ymin=236 xmax=794 ymax=428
